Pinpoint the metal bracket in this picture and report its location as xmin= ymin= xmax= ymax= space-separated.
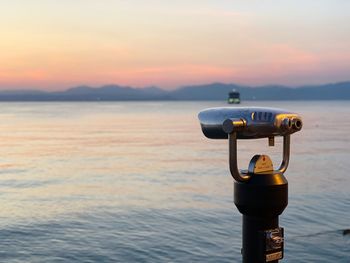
xmin=228 ymin=133 xmax=291 ymax=182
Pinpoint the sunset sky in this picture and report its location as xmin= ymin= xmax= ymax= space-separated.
xmin=0 ymin=0 xmax=349 ymax=90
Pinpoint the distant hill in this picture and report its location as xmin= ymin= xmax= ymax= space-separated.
xmin=0 ymin=82 xmax=349 ymax=101
xmin=169 ymin=82 xmax=350 ymax=100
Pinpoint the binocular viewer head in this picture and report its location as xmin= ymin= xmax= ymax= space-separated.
xmin=198 ymin=107 xmax=302 ymax=182
xmin=198 ymin=107 xmax=302 ymax=139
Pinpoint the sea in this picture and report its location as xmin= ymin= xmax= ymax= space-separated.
xmin=0 ymin=101 xmax=349 ymax=262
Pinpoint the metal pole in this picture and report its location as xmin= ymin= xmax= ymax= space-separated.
xmin=234 ymin=173 xmax=288 ymax=263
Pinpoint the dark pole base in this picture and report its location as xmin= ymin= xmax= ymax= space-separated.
xmin=234 ymin=172 xmax=288 ymax=263
xmin=242 ymin=216 xmax=279 ymax=263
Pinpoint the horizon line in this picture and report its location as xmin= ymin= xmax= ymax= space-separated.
xmin=0 ymin=80 xmax=350 ymax=93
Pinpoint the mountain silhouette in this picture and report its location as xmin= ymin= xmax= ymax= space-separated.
xmin=0 ymin=82 xmax=349 ymax=101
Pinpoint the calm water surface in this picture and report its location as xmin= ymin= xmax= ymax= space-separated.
xmin=0 ymin=101 xmax=349 ymax=262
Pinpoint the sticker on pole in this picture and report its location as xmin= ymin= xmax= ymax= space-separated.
xmin=266 ymin=251 xmax=283 ymax=262
xmin=263 ymin=227 xmax=284 ymax=262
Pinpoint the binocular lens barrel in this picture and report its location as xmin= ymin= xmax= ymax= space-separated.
xmin=198 ymin=107 xmax=302 ymax=139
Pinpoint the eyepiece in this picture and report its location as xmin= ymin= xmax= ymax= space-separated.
xmin=293 ymin=118 xmax=303 ymax=131
xmin=277 ymin=115 xmax=303 ymax=133
xmin=281 ymin=118 xmax=292 ymax=130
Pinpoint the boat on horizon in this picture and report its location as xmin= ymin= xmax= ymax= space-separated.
xmin=228 ymin=89 xmax=240 ymax=104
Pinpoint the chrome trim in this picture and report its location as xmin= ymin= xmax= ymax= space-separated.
xmin=229 ymin=133 xmax=250 ymax=182
xmin=277 ymin=135 xmax=290 ymax=174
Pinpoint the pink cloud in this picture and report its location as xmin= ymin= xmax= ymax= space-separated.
xmin=1 ymin=43 xmax=349 ymax=90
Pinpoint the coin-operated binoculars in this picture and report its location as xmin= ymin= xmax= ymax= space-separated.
xmin=198 ymin=107 xmax=302 ymax=263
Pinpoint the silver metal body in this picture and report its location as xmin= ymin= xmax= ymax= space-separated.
xmin=198 ymin=107 xmax=302 ymax=139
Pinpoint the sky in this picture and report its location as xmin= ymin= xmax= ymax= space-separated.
xmin=0 ymin=0 xmax=349 ymax=90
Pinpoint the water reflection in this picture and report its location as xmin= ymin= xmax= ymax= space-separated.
xmin=0 ymin=101 xmax=349 ymax=261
